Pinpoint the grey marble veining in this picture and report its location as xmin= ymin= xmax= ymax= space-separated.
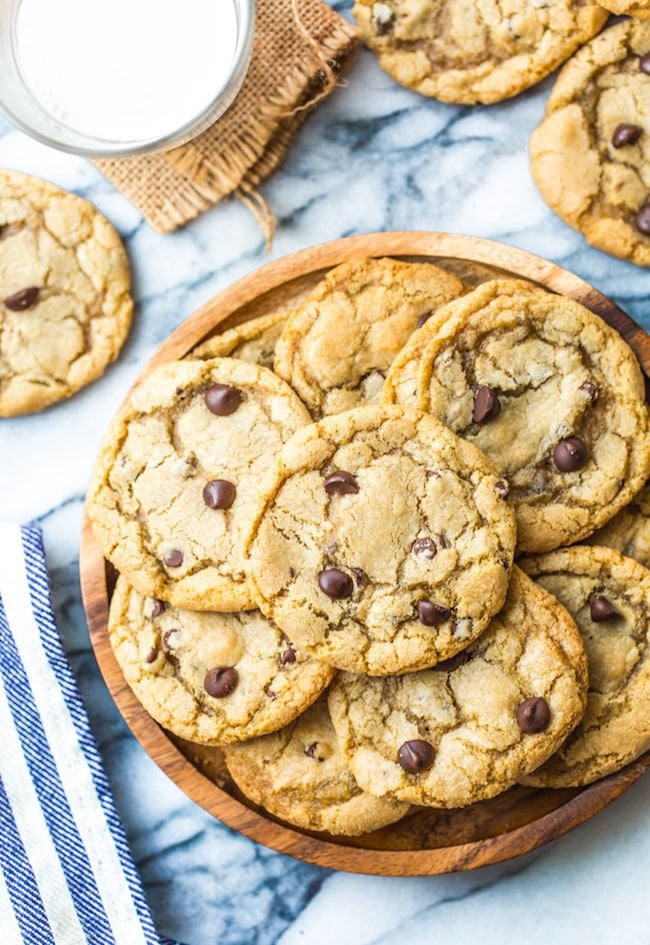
xmin=2 ymin=10 xmax=650 ymax=943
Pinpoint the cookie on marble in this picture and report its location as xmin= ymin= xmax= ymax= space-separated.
xmin=224 ymin=696 xmax=410 ymax=835
xmin=108 ymin=577 xmax=335 ymax=745
xmin=520 ymin=545 xmax=650 ymax=787
xmin=243 ymin=404 xmax=517 ymax=676
xmin=530 ymin=20 xmax=650 ymax=267
xmin=328 ymin=566 xmax=588 ymax=808
xmin=382 ymin=278 xmax=650 ymax=554
xmin=189 ymin=310 xmax=287 ymax=370
xmin=353 ymin=0 xmax=607 ymax=105
xmin=273 ymin=257 xmax=464 ymax=419
xmin=87 ymin=357 xmax=311 ymax=611
xmin=0 ymin=169 xmax=133 ymax=417
xmin=587 ymin=482 xmax=650 ymax=567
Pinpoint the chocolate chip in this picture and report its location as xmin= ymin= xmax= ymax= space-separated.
xmin=162 ymin=628 xmax=180 ymax=650
xmin=495 ymin=480 xmax=509 ymax=499
xmin=318 ymin=567 xmax=353 ymax=599
xmin=417 ymin=600 xmax=451 ymax=626
xmin=412 ymin=537 xmax=437 ymax=559
xmin=426 ymin=470 xmax=441 ymax=480
xmin=397 ymin=739 xmax=435 ymax=773
xmin=434 ymin=650 xmax=470 ymax=672
xmin=516 ymin=697 xmax=551 ymax=734
xmin=552 ymin=437 xmax=588 ymax=472
xmin=579 ymin=381 xmax=599 ymax=402
xmin=590 ymin=594 xmax=621 ymax=622
xmin=473 ymin=385 xmax=501 ymax=424
xmin=145 ymin=647 xmax=159 ymax=664
xmin=452 ymin=616 xmax=473 ymax=636
xmin=204 ymin=383 xmax=242 ymax=415
xmin=265 ymin=687 xmax=277 ymax=700
xmin=635 ymin=204 xmax=650 ymax=235
xmin=280 ymin=645 xmax=296 ymax=665
xmin=303 ymin=741 xmax=331 ymax=761
xmin=4 ymin=286 xmax=39 ymax=311
xmin=203 ymin=479 xmax=236 ymax=510
xmin=612 ymin=123 xmax=642 ymax=148
xmin=372 ymin=2 xmax=395 ymax=33
xmin=640 ymin=52 xmax=650 ymax=74
xmin=375 ymin=14 xmax=395 ymax=34
xmin=324 ymin=471 xmax=359 ymax=495
xmin=416 ymin=312 xmax=432 ymax=329
xmin=204 ymin=666 xmax=239 ymax=697
xmin=163 ymin=549 xmax=184 ymax=567
xmin=151 ymin=599 xmax=165 ymax=617
xmin=288 ymin=567 xmax=295 ymax=579
xmin=352 ymin=567 xmax=368 ymax=587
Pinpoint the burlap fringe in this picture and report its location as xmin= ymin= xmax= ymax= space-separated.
xmin=283 ymin=0 xmax=341 ymax=115
xmin=164 ymin=23 xmax=358 ymax=224
xmin=235 ymin=184 xmax=276 ymax=251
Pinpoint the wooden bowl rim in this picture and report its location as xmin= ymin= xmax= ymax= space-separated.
xmin=80 ymin=231 xmax=650 ymax=875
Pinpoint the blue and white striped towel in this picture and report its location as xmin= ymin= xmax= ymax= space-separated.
xmin=0 ymin=523 xmax=180 ymax=945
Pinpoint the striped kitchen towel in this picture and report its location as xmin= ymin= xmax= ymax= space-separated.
xmin=0 ymin=522 xmax=181 ymax=945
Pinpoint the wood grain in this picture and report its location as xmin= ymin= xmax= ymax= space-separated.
xmin=79 ymin=232 xmax=650 ymax=875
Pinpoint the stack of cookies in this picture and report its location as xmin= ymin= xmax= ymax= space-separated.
xmin=87 ymin=256 xmax=650 ymax=837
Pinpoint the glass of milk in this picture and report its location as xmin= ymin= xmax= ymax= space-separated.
xmin=0 ymin=0 xmax=255 ymax=156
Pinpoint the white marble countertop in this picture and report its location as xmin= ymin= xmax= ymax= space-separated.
xmin=1 ymin=8 xmax=649 ymax=943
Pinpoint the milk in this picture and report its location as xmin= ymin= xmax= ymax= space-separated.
xmin=15 ymin=0 xmax=240 ymax=142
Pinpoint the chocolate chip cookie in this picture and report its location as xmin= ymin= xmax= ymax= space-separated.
xmin=327 ymin=567 xmax=588 ymax=808
xmin=586 ymin=482 xmax=650 ymax=567
xmin=108 ymin=577 xmax=334 ymax=745
xmin=530 ymin=20 xmax=650 ymax=266
xmin=273 ymin=257 xmax=464 ymax=419
xmin=521 ymin=545 xmax=650 ymax=787
xmin=0 ymin=169 xmax=133 ymax=416
xmin=224 ymin=696 xmax=410 ymax=835
xmin=243 ymin=404 xmax=517 ymax=676
xmin=353 ymin=0 xmax=607 ymax=105
xmin=189 ymin=310 xmax=287 ymax=370
xmin=382 ymin=278 xmax=650 ymax=553
xmin=595 ymin=0 xmax=650 ymax=14
xmin=87 ymin=357 xmax=311 ymax=611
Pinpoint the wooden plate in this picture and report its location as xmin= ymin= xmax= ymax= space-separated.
xmin=80 ymin=232 xmax=650 ymax=875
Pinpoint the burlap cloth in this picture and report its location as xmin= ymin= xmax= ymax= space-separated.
xmin=94 ymin=0 xmax=359 ymax=240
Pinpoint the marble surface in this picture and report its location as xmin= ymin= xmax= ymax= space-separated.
xmin=2 ymin=7 xmax=650 ymax=943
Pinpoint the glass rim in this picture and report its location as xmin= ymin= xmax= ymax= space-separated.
xmin=0 ymin=0 xmax=256 ymax=158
